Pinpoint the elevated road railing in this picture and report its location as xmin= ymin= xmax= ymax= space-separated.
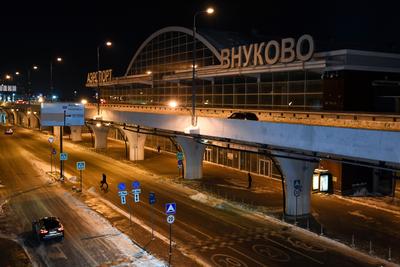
xmin=86 ymin=103 xmax=400 ymax=131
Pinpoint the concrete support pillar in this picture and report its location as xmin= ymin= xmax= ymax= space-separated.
xmin=28 ymin=114 xmax=40 ymax=129
xmin=88 ymin=124 xmax=110 ymax=149
xmin=122 ymin=129 xmax=147 ymax=161
xmin=275 ymin=152 xmax=318 ymax=216
xmin=175 ymin=136 xmax=206 ymax=179
xmin=70 ymin=126 xmax=82 ymax=142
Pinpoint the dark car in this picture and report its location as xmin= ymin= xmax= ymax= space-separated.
xmin=228 ymin=112 xmax=259 ymax=121
xmin=32 ymin=216 xmax=64 ymax=241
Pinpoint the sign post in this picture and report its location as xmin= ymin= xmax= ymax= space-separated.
xmin=76 ymin=161 xmax=85 ymax=192
xmin=165 ymin=202 xmax=176 ymax=265
xmin=293 ymin=179 xmax=302 ymax=225
xmin=41 ymin=103 xmax=85 ymax=181
xmin=48 ymin=136 xmax=55 ymax=174
xmin=149 ymin=192 xmax=156 ymax=240
xmin=117 ymin=182 xmax=128 ymax=205
xmin=176 ymin=152 xmax=184 ymax=178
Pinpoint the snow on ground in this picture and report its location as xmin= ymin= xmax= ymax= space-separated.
xmin=24 ymin=150 xmax=166 ymax=266
xmin=348 ymin=210 xmax=374 ymax=221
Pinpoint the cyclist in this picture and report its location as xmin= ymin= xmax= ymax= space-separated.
xmin=100 ymin=173 xmax=108 ymax=190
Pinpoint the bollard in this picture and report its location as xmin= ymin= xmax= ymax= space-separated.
xmin=306 ymin=218 xmax=310 ymax=230
xmin=351 ymin=233 xmax=355 ymax=248
xmin=369 ymin=241 xmax=373 ymax=255
xmin=388 ymin=247 xmax=392 ymax=261
xmin=320 ymin=225 xmax=324 ymax=236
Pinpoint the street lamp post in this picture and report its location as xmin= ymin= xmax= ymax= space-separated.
xmin=50 ymin=57 xmax=62 ymax=101
xmin=97 ymin=41 xmax=112 ymax=115
xmin=27 ymin=65 xmax=39 ymax=104
xmin=192 ymin=7 xmax=214 ymax=126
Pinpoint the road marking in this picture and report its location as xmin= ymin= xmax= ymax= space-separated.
xmin=228 ymin=246 xmax=268 ymax=267
xmin=265 ymin=237 xmax=324 ymax=265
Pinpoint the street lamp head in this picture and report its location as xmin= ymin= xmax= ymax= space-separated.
xmin=15 ymin=71 xmax=20 ymax=75
xmin=206 ymin=7 xmax=214 ymax=14
xmin=81 ymin=99 xmax=88 ymax=105
xmin=56 ymin=57 xmax=62 ymax=62
xmin=5 ymin=74 xmax=11 ymax=80
xmin=106 ymin=41 xmax=112 ymax=47
xmin=146 ymin=70 xmax=152 ymax=75
xmin=33 ymin=65 xmax=38 ymax=70
xmin=168 ymin=100 xmax=178 ymax=108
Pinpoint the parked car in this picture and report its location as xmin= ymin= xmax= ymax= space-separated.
xmin=228 ymin=112 xmax=259 ymax=121
xmin=32 ymin=216 xmax=64 ymax=241
xmin=4 ymin=128 xmax=13 ymax=135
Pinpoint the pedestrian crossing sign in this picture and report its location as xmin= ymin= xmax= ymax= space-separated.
xmin=165 ymin=203 xmax=176 ymax=215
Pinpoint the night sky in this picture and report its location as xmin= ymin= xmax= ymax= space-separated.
xmin=1 ymin=0 xmax=399 ymax=100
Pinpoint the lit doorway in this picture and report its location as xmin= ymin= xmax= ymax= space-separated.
xmin=259 ymin=159 xmax=271 ymax=177
xmin=204 ymin=148 xmax=212 ymax=162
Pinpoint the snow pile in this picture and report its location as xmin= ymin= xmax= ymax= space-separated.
xmin=68 ymin=176 xmax=79 ymax=183
xmin=190 ymin=192 xmax=223 ymax=207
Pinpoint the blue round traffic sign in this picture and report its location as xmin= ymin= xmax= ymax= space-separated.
xmin=132 ymin=180 xmax=140 ymax=189
xmin=118 ymin=182 xmax=126 ymax=191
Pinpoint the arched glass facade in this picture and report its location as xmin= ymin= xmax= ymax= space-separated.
xmin=101 ymin=28 xmax=324 ymax=110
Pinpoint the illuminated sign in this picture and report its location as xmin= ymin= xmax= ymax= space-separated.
xmin=86 ymin=69 xmax=112 ymax=85
xmin=0 ymin=85 xmax=17 ymax=92
xmin=220 ymin=34 xmax=314 ymax=68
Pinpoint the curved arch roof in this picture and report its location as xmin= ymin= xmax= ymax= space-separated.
xmin=125 ymin=26 xmax=222 ymax=76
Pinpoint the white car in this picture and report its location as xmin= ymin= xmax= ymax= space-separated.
xmin=4 ymin=128 xmax=13 ymax=135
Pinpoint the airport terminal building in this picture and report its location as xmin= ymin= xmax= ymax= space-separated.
xmin=87 ymin=26 xmax=400 ymax=195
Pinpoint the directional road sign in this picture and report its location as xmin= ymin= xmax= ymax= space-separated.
xmin=167 ymin=215 xmax=175 ymax=224
xmin=118 ymin=191 xmax=128 ymax=205
xmin=132 ymin=189 xmax=141 ymax=194
xmin=60 ymin=153 xmax=68 ymax=161
xmin=149 ymin=192 xmax=156 ymax=205
xmin=76 ymin=161 xmax=85 ymax=170
xmin=51 ymin=148 xmax=57 ymax=155
xmin=165 ymin=203 xmax=176 ymax=215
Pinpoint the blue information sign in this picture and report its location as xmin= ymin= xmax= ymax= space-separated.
xmin=149 ymin=192 xmax=156 ymax=205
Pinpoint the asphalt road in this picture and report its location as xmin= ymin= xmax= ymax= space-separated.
xmin=0 ymin=126 xmax=392 ymax=267
xmin=0 ymin=126 xmax=162 ymax=266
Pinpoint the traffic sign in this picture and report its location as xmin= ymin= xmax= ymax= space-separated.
xmin=294 ymin=179 xmax=302 ymax=191
xmin=134 ymin=194 xmax=140 ymax=203
xmin=176 ymin=152 xmax=184 ymax=160
xmin=60 ymin=153 xmax=68 ymax=161
xmin=177 ymin=159 xmax=183 ymax=165
xmin=48 ymin=136 xmax=54 ymax=143
xmin=132 ymin=189 xmax=141 ymax=194
xmin=132 ymin=189 xmax=142 ymax=194
xmin=132 ymin=180 xmax=140 ymax=189
xmin=149 ymin=192 xmax=156 ymax=205
xmin=118 ymin=191 xmax=128 ymax=205
xmin=51 ymin=148 xmax=57 ymax=155
xmin=118 ymin=182 xmax=126 ymax=191
xmin=76 ymin=161 xmax=85 ymax=170
xmin=294 ymin=189 xmax=301 ymax=197
xmin=165 ymin=203 xmax=176 ymax=215
xmin=167 ymin=214 xmax=175 ymax=224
